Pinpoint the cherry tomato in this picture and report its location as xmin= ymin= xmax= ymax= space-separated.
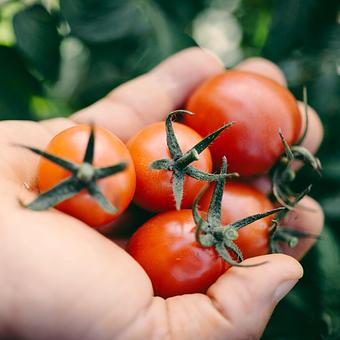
xmin=185 ymin=70 xmax=301 ymax=176
xmin=127 ymin=210 xmax=225 ymax=298
xmin=38 ymin=125 xmax=136 ymax=227
xmin=199 ymin=181 xmax=274 ymax=259
xmin=127 ymin=122 xmax=212 ymax=212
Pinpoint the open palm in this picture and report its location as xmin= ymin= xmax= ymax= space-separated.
xmin=0 ymin=48 xmax=323 ymax=340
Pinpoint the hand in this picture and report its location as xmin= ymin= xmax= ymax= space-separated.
xmin=0 ymin=48 xmax=324 ymax=340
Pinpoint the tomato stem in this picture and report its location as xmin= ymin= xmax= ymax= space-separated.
xmin=193 ymin=156 xmax=285 ymax=267
xmin=17 ymin=125 xmax=127 ymax=214
xmin=272 ymin=130 xmax=321 ymax=211
xmin=272 ymin=88 xmax=321 ymax=211
xmin=295 ymin=86 xmax=309 ymax=146
xmin=150 ymin=110 xmax=236 ymax=210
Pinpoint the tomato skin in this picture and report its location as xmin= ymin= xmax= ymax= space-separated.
xmin=199 ymin=182 xmax=274 ymax=259
xmin=38 ymin=125 xmax=136 ymax=228
xmin=127 ymin=122 xmax=212 ymax=212
xmin=127 ymin=210 xmax=225 ymax=298
xmin=186 ymin=70 xmax=302 ymax=176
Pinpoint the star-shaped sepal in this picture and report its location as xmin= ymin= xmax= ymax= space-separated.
xmin=193 ymin=156 xmax=285 ymax=267
xmin=150 ymin=110 xmax=238 ymax=210
xmin=17 ymin=125 xmax=127 ymax=214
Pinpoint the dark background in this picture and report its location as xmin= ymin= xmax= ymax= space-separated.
xmin=0 ymin=0 xmax=339 ymax=338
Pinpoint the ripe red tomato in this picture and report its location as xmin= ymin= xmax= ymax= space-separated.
xmin=185 ymin=70 xmax=302 ymax=176
xmin=38 ymin=125 xmax=136 ymax=227
xmin=127 ymin=210 xmax=225 ymax=298
xmin=127 ymin=122 xmax=212 ymax=212
xmin=199 ymin=181 xmax=274 ymax=259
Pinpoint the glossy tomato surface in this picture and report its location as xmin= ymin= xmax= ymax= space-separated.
xmin=38 ymin=125 xmax=136 ymax=227
xmin=186 ymin=70 xmax=301 ymax=176
xmin=127 ymin=210 xmax=225 ymax=298
xmin=127 ymin=122 xmax=212 ymax=212
xmin=199 ymin=181 xmax=274 ymax=259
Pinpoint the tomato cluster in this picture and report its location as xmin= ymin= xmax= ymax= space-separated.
xmin=21 ymin=70 xmax=320 ymax=298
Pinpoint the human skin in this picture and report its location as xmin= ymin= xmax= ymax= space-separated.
xmin=0 ymin=48 xmax=324 ymax=340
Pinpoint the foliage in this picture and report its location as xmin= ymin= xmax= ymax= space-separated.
xmin=0 ymin=0 xmax=339 ymax=338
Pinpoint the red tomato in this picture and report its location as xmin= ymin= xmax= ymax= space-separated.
xmin=127 ymin=210 xmax=225 ymax=298
xmin=199 ymin=181 xmax=274 ymax=259
xmin=127 ymin=122 xmax=212 ymax=212
xmin=38 ymin=125 xmax=136 ymax=227
xmin=185 ymin=70 xmax=301 ymax=176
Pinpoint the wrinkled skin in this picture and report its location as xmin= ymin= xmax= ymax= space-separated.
xmin=0 ymin=48 xmax=324 ymax=340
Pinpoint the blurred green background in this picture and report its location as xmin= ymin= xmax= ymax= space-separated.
xmin=0 ymin=0 xmax=339 ymax=338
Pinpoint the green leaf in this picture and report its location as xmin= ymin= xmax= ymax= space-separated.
xmin=60 ymin=0 xmax=149 ymax=44
xmin=13 ymin=4 xmax=61 ymax=82
xmin=0 ymin=45 xmax=40 ymax=120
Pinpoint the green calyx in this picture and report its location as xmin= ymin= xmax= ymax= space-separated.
xmin=150 ymin=110 xmax=238 ymax=210
xmin=17 ymin=125 xmax=127 ymax=214
xmin=193 ymin=156 xmax=285 ymax=267
xmin=272 ymin=87 xmax=322 ymax=210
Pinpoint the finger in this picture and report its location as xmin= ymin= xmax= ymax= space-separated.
xmin=71 ymin=47 xmax=224 ymax=142
xmin=235 ymin=57 xmax=287 ymax=86
xmin=297 ymin=101 xmax=323 ymax=154
xmin=279 ymin=196 xmax=324 ymax=259
xmin=40 ymin=118 xmax=75 ymax=136
xmin=164 ymin=254 xmax=302 ymax=339
xmin=206 ymin=254 xmax=302 ymax=339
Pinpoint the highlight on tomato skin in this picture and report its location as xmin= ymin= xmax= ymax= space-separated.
xmin=127 ymin=122 xmax=213 ymax=212
xmin=127 ymin=209 xmax=225 ymax=298
xmin=185 ymin=70 xmax=302 ymax=177
xmin=37 ymin=125 xmax=136 ymax=228
xmin=198 ymin=181 xmax=274 ymax=259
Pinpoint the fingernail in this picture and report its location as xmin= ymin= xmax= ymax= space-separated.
xmin=273 ymin=280 xmax=298 ymax=303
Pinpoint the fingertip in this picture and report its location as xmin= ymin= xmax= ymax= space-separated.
xmin=231 ymin=253 xmax=303 ymax=281
xmin=150 ymin=47 xmax=225 ymax=107
xmin=207 ymin=254 xmax=302 ymax=338
xmin=208 ymin=254 xmax=303 ymax=313
xmin=235 ymin=57 xmax=287 ymax=86
xmin=281 ymin=196 xmax=324 ymax=259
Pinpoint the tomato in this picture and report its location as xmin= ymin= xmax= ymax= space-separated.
xmin=127 ymin=122 xmax=212 ymax=212
xmin=37 ymin=125 xmax=136 ymax=227
xmin=127 ymin=210 xmax=225 ymax=298
xmin=185 ymin=70 xmax=302 ymax=176
xmin=199 ymin=181 xmax=274 ymax=259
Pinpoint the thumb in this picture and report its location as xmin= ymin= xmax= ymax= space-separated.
xmin=207 ymin=254 xmax=303 ymax=339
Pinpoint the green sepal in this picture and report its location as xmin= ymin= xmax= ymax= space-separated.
xmin=192 ymin=157 xmax=285 ymax=267
xmin=88 ymin=182 xmax=117 ymax=214
xmin=14 ymin=144 xmax=78 ymax=172
xmin=19 ymin=124 xmax=128 ymax=215
xmin=228 ymin=207 xmax=286 ymax=231
xmin=153 ymin=110 xmax=235 ymax=210
xmin=172 ymin=170 xmax=185 ymax=210
xmin=83 ymin=124 xmax=95 ymax=164
xmin=94 ymin=162 xmax=128 ymax=180
xmin=207 ymin=156 xmax=227 ymax=226
xmin=25 ymin=177 xmax=83 ymax=211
